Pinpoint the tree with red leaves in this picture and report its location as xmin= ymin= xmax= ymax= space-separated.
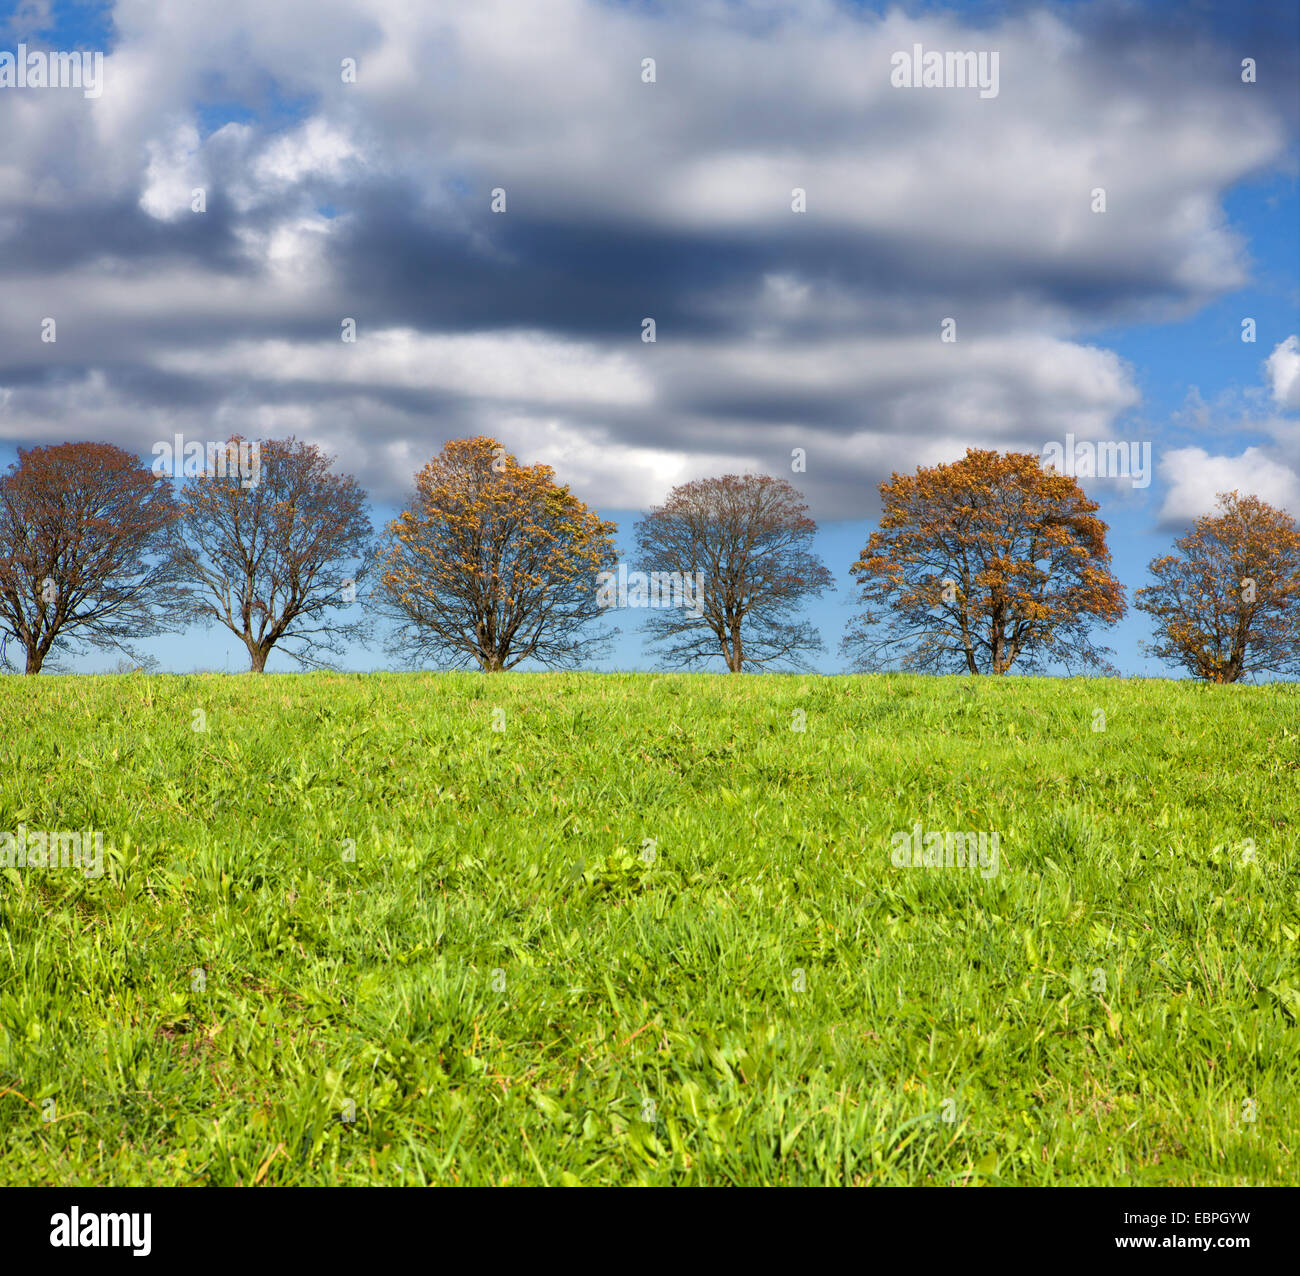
xmin=0 ymin=442 xmax=182 ymax=674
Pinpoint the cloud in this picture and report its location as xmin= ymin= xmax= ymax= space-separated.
xmin=1157 ymin=446 xmax=1300 ymax=525
xmin=1267 ymin=334 xmax=1300 ymax=410
xmin=139 ymin=123 xmax=206 ymax=220
xmin=1155 ymin=336 xmax=1300 ymax=525
xmin=0 ymin=0 xmax=1296 ymax=517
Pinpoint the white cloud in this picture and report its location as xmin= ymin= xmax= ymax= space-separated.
xmin=154 ymin=329 xmax=656 ymax=407
xmin=1267 ymin=335 xmax=1300 ymax=410
xmin=1157 ymin=446 xmax=1300 ymax=525
xmin=1153 ymin=335 xmax=1300 ymax=526
xmin=252 ymin=117 xmax=362 ymax=188
xmin=139 ymin=122 xmax=206 ymax=220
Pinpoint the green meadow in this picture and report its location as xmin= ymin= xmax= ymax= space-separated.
xmin=0 ymin=671 xmax=1296 ymax=1185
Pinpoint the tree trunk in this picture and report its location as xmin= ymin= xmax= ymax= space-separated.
xmin=248 ymin=643 xmax=268 ymax=672
xmin=25 ymin=647 xmax=43 ymax=675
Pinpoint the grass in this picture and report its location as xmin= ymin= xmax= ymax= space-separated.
xmin=0 ymin=670 xmax=1297 ymax=1185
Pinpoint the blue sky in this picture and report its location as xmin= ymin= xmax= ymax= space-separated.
xmin=1 ymin=0 xmax=1297 ymax=675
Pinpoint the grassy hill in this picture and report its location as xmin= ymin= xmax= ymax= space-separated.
xmin=1 ymin=671 xmax=1297 ymax=1184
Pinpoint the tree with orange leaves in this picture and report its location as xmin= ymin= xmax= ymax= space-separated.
xmin=379 ymin=437 xmax=617 ymax=671
xmin=1135 ymin=491 xmax=1300 ymax=682
xmin=0 ymin=442 xmax=182 ymax=674
xmin=843 ymin=448 xmax=1126 ymax=675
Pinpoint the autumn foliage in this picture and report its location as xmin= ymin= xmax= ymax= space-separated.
xmin=0 ymin=442 xmax=181 ymax=674
xmin=6 ymin=429 xmax=1299 ymax=683
xmin=1135 ymin=491 xmax=1300 ymax=682
xmin=844 ymin=448 xmax=1126 ymax=675
xmin=379 ymin=436 xmax=617 ymax=671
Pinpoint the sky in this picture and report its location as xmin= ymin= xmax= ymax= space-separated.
xmin=0 ymin=0 xmax=1297 ymax=675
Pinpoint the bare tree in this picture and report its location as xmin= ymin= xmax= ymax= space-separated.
xmin=171 ymin=437 xmax=374 ymax=672
xmin=0 ymin=442 xmax=181 ymax=674
xmin=633 ymin=474 xmax=831 ymax=672
xmin=379 ymin=436 xmax=616 ymax=670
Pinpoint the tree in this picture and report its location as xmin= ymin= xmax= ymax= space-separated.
xmin=171 ymin=437 xmax=374 ymax=672
xmin=1135 ymin=491 xmax=1300 ymax=682
xmin=379 ymin=436 xmax=617 ymax=671
xmin=844 ymin=448 xmax=1125 ymax=675
xmin=0 ymin=442 xmax=181 ymax=674
xmin=632 ymin=473 xmax=831 ymax=672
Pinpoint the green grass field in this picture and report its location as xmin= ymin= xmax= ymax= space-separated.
xmin=1 ymin=671 xmax=1297 ymax=1185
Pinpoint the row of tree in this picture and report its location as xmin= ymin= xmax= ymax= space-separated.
xmin=0 ymin=436 xmax=1297 ymax=681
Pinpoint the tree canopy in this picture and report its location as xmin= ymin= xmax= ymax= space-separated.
xmin=0 ymin=442 xmax=181 ymax=674
xmin=379 ymin=436 xmax=617 ymax=671
xmin=633 ymin=473 xmax=831 ymax=672
xmin=843 ymin=448 xmax=1126 ymax=675
xmin=1135 ymin=491 xmax=1300 ymax=682
xmin=171 ymin=437 xmax=374 ymax=672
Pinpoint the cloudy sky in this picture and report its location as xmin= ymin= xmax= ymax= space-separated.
xmin=1 ymin=0 xmax=1297 ymax=673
